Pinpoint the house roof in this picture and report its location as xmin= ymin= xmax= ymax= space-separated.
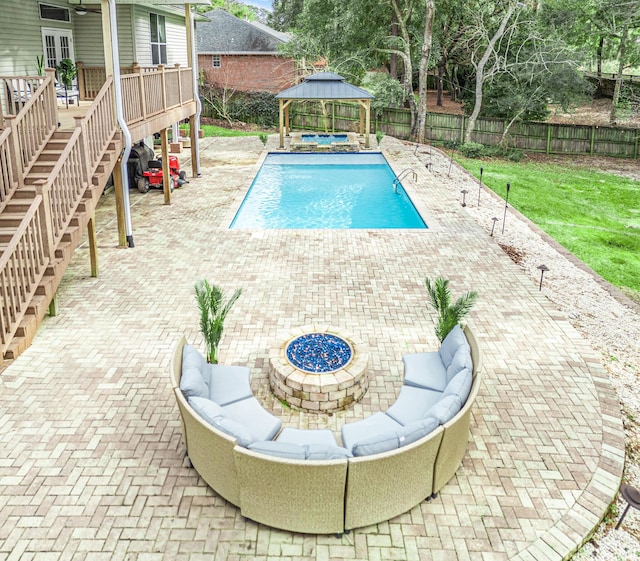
xmin=276 ymin=72 xmax=374 ymax=100
xmin=197 ymin=8 xmax=289 ymax=55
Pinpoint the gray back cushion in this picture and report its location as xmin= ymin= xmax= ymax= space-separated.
xmin=248 ymin=441 xmax=307 ymax=460
xmin=188 ymin=396 xmax=224 ymax=425
xmin=351 ymin=417 xmax=439 ymax=457
xmin=438 ymin=325 xmax=470 ymax=369
xmin=446 ymin=347 xmax=473 ymax=383
xmin=443 ymin=368 xmax=473 ymax=403
xmin=426 ymin=394 xmax=463 ymax=424
xmin=180 ymin=345 xmax=209 ymax=398
xmin=211 ymin=417 xmax=254 ymax=447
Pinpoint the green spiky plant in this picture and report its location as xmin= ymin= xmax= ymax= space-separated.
xmin=194 ymin=280 xmax=242 ymax=363
xmin=425 ymin=277 xmax=478 ymax=342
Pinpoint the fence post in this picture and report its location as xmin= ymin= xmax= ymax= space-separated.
xmin=76 ymin=62 xmax=86 ymax=100
xmin=3 ymin=116 xmax=24 ymax=187
xmin=546 ymin=124 xmax=551 ymax=155
xmin=590 ymin=125 xmax=596 ymax=155
xmin=33 ymin=181 xmax=55 ymax=262
xmin=460 ymin=116 xmax=465 ymax=144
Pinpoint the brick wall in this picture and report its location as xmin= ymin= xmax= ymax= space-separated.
xmin=198 ymin=54 xmax=297 ymax=93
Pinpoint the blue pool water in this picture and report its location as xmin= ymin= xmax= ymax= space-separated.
xmin=301 ymin=133 xmax=349 ymax=145
xmin=230 ymin=153 xmax=427 ymax=229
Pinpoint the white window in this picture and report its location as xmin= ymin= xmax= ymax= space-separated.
xmin=150 ymin=13 xmax=167 ymax=65
xmin=212 ymin=55 xmax=221 ymax=68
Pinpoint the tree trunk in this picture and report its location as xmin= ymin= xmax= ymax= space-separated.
xmin=390 ymin=11 xmax=399 ymax=79
xmin=464 ymin=3 xmax=516 ymax=143
xmin=610 ymin=26 xmax=628 ymax=125
xmin=413 ymin=0 xmax=435 ymax=143
xmin=596 ymin=36 xmax=604 ymax=80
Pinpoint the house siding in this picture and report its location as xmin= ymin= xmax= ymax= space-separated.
xmin=133 ymin=5 xmax=188 ymax=67
xmin=0 ymin=0 xmax=73 ymax=75
xmin=199 ymin=54 xmax=296 ymax=93
xmin=75 ymin=6 xmax=135 ymax=66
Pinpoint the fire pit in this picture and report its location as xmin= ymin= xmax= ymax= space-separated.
xmin=269 ymin=326 xmax=369 ymax=412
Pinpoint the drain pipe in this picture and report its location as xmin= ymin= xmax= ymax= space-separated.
xmin=109 ymin=0 xmax=134 ymax=247
xmin=188 ymin=4 xmax=202 ymax=177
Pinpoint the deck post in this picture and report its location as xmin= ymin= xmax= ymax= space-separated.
xmin=189 ymin=114 xmax=198 ymax=177
xmin=161 ymin=128 xmax=171 ymax=205
xmin=88 ymin=215 xmax=98 ymax=277
xmin=112 ymin=155 xmax=127 ymax=248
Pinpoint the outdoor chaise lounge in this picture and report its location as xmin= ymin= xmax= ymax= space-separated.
xmin=170 ymin=325 xmax=482 ymax=534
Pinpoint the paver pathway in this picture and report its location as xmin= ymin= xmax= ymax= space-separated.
xmin=0 ymin=136 xmax=624 ymax=560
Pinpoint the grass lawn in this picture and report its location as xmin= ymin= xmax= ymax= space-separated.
xmin=180 ymin=124 xmax=267 ymax=138
xmin=454 ymin=156 xmax=640 ymax=297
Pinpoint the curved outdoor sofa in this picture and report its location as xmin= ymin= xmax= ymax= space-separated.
xmin=170 ymin=326 xmax=482 ymax=534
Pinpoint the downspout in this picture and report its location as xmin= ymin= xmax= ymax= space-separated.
xmin=109 ymin=0 xmax=134 ymax=247
xmin=188 ymin=4 xmax=202 ymax=176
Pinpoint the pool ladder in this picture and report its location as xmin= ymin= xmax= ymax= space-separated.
xmin=392 ymin=168 xmax=417 ymax=193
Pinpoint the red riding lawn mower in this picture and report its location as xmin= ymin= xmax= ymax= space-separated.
xmin=127 ymin=141 xmax=188 ymax=193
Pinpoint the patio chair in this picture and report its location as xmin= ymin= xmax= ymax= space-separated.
xmin=55 ymin=79 xmax=80 ymax=108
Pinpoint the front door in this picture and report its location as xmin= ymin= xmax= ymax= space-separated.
xmin=41 ymin=28 xmax=75 ymax=69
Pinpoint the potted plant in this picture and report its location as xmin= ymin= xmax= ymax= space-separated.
xmin=56 ymin=58 xmax=77 ymax=108
xmin=425 ymin=277 xmax=477 ymax=342
xmin=194 ymin=280 xmax=242 ymax=363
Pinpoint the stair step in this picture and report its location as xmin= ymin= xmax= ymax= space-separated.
xmin=2 ymin=199 xmax=33 ymax=214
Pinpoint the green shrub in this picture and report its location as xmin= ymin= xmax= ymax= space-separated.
xmin=443 ymin=139 xmax=460 ymax=150
xmin=459 ymin=142 xmax=485 ymax=158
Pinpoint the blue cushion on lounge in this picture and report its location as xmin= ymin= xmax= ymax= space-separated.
xmin=443 ymin=368 xmax=472 ymax=403
xmin=208 ymin=364 xmax=252 ymax=406
xmin=425 ymin=394 xmax=463 ymax=424
xmin=222 ymin=397 xmax=282 ymax=442
xmin=188 ymin=396 xmax=224 ymax=425
xmin=341 ymin=412 xmax=404 ymax=454
xmin=248 ymin=441 xmax=306 ymax=460
xmin=211 ymin=417 xmax=254 ymax=447
xmin=438 ymin=325 xmax=469 ymax=370
xmin=385 ymin=385 xmax=442 ymax=426
xmin=402 ymin=350 xmax=447 ymax=391
xmin=305 ymin=444 xmax=352 ymax=460
xmin=446 ymin=347 xmax=472 ymax=383
xmin=180 ymin=345 xmax=209 ymax=398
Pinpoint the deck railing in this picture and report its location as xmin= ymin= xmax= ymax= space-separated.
xmin=0 ymin=198 xmax=48 ymax=353
xmin=2 ymin=71 xmax=57 ymax=177
xmin=0 ymin=75 xmax=47 ymax=126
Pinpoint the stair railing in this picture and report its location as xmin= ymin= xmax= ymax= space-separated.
xmin=392 ymin=168 xmax=417 ymax=193
xmin=2 ymin=70 xmax=57 ymax=179
xmin=0 ymin=198 xmax=48 ymax=355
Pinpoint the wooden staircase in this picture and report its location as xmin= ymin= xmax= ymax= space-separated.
xmin=1 ymin=132 xmax=121 ymax=360
xmin=0 ymin=74 xmax=122 ymax=362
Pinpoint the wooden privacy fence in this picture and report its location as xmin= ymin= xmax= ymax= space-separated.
xmin=290 ymin=101 xmax=640 ymax=159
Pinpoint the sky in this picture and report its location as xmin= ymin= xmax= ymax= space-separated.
xmin=243 ymin=0 xmax=272 ymax=10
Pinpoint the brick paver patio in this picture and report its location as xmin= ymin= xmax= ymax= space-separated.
xmin=0 ymin=135 xmax=624 ymax=560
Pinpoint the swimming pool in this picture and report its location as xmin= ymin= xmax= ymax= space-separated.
xmin=301 ymin=133 xmax=349 ymax=145
xmin=230 ymin=153 xmax=427 ymax=229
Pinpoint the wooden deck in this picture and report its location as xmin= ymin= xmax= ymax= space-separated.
xmin=0 ymin=66 xmax=198 ymax=360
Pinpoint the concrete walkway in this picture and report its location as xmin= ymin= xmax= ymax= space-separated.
xmin=0 ymin=135 xmax=624 ymax=560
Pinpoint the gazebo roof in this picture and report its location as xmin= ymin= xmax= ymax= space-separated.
xmin=276 ymin=72 xmax=374 ymax=100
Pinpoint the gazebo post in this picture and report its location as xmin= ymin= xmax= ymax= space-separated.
xmin=279 ymin=99 xmax=285 ymax=148
xmin=365 ymin=100 xmax=371 ymax=148
xmin=359 ymin=103 xmax=365 ymax=137
xmin=285 ymin=102 xmax=290 ymax=137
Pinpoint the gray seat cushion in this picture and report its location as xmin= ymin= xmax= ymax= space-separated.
xmin=438 ymin=325 xmax=470 ymax=369
xmin=403 ymin=350 xmax=447 ymax=391
xmin=208 ymin=364 xmax=252 ymax=406
xmin=248 ymin=441 xmax=307 ymax=459
xmin=385 ymin=385 xmax=443 ymax=426
xmin=277 ymin=428 xmax=337 ymax=447
xmin=443 ymin=368 xmax=473 ymax=403
xmin=341 ymin=412 xmax=403 ymax=454
xmin=222 ymin=397 xmax=282 ymax=442
xmin=180 ymin=344 xmax=210 ymax=398
xmin=305 ymin=444 xmax=352 ymax=460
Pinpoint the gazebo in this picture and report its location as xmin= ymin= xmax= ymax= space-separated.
xmin=275 ymin=72 xmax=374 ymax=148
